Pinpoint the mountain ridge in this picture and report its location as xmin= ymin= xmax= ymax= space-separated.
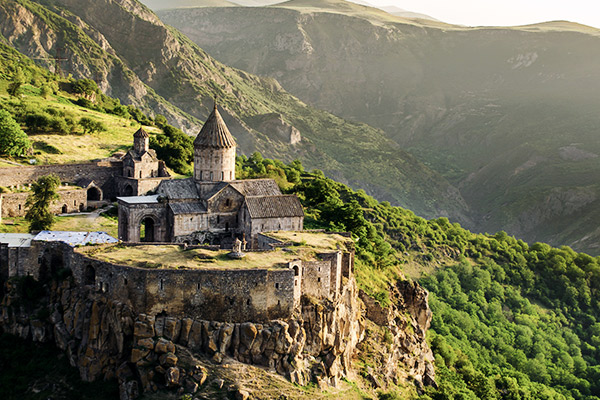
xmin=157 ymin=2 xmax=600 ymax=255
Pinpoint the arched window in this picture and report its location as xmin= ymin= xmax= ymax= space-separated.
xmin=124 ymin=185 xmax=133 ymax=196
xmin=221 ymin=171 xmax=224 ymax=180
xmin=210 ymin=172 xmax=214 ymax=181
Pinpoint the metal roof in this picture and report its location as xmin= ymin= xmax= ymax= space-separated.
xmin=244 ymin=195 xmax=304 ymax=219
xmin=33 ymin=231 xmax=118 ymax=247
xmin=194 ymin=104 xmax=236 ymax=149
xmin=117 ymin=194 xmax=160 ymax=204
xmin=0 ymin=233 xmax=34 ymax=248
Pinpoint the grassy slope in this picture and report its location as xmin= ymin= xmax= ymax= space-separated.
xmin=0 ymin=0 xmax=470 ymax=221
xmin=157 ymin=2 xmax=600 ymax=254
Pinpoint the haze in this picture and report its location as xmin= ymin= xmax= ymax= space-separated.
xmin=349 ymin=0 xmax=600 ymax=29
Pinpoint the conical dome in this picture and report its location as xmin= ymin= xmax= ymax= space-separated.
xmin=194 ymin=104 xmax=236 ymax=148
xmin=133 ymin=127 xmax=149 ymax=138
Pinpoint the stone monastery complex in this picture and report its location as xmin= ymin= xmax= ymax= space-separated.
xmin=0 ymin=103 xmax=353 ymax=323
xmin=117 ymin=103 xmax=304 ymax=248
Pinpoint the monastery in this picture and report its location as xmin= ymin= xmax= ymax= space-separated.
xmin=117 ymin=103 xmax=304 ymax=248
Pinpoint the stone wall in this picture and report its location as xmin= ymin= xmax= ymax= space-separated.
xmin=194 ymin=147 xmax=236 ymax=183
xmin=1 ymin=188 xmax=88 ymax=218
xmin=0 ymin=161 xmax=122 ymax=199
xmin=115 ymin=176 xmax=168 ymax=197
xmin=302 ymin=260 xmax=331 ymax=300
xmin=68 ymin=246 xmax=296 ymax=323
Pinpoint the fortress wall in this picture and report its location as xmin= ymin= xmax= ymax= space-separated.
xmin=303 ymin=260 xmax=331 ymax=300
xmin=0 ymin=162 xmax=122 ymax=199
xmin=68 ymin=248 xmax=296 ymax=323
xmin=1 ymin=189 xmax=88 ymax=217
xmin=319 ymin=252 xmax=343 ymax=299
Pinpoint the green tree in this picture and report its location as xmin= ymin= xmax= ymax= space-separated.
xmin=25 ymin=174 xmax=61 ymax=232
xmin=0 ymin=110 xmax=31 ymax=156
xmin=72 ymin=78 xmax=98 ymax=98
xmin=79 ymin=117 xmax=107 ymax=134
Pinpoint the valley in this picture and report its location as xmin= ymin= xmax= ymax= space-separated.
xmin=156 ymin=0 xmax=600 ymax=254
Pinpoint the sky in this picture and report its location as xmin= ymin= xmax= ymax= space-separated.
xmin=350 ymin=0 xmax=600 ymax=29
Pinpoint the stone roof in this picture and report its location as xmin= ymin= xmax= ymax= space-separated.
xmin=229 ymin=179 xmax=281 ymax=197
xmin=169 ymin=202 xmax=207 ymax=215
xmin=134 ymin=127 xmax=150 ymax=138
xmin=244 ymin=195 xmax=304 ymax=219
xmin=124 ymin=149 xmax=159 ymax=162
xmin=194 ymin=104 xmax=236 ymax=149
xmin=157 ymin=178 xmax=199 ymax=200
xmin=76 ymin=178 xmax=95 ymax=189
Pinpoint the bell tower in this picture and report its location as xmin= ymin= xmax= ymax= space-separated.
xmin=193 ymin=102 xmax=237 ymax=182
xmin=133 ymin=127 xmax=149 ymax=154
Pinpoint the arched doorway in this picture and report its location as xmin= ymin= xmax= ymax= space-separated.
xmin=140 ymin=217 xmax=155 ymax=242
xmin=62 ymin=204 xmax=68 ymax=214
xmin=124 ymin=184 xmax=133 ymax=196
xmin=87 ymin=187 xmax=102 ymax=201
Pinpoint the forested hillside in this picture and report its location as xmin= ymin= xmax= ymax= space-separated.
xmin=237 ymin=154 xmax=600 ymax=399
xmin=158 ymin=0 xmax=600 ymax=255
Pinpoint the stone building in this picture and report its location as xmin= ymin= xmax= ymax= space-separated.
xmin=0 ymin=128 xmax=170 ymax=218
xmin=117 ymin=104 xmax=304 ymax=247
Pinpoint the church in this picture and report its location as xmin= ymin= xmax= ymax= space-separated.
xmin=117 ymin=103 xmax=304 ymax=248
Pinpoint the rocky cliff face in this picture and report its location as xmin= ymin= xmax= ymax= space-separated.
xmin=0 ymin=266 xmax=436 ymax=398
xmin=359 ymin=281 xmax=436 ymax=391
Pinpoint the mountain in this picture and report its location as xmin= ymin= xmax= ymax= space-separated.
xmin=0 ymin=0 xmax=470 ymax=222
xmin=140 ymin=0 xmax=237 ymax=9
xmin=378 ymin=5 xmax=439 ymax=21
xmin=156 ymin=0 xmax=600 ymax=255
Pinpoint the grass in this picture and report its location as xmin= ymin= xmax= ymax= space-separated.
xmin=0 ymin=213 xmax=118 ymax=237
xmin=262 ymin=230 xmax=351 ymax=250
xmin=87 ymin=244 xmax=303 ymax=270
xmin=0 ymin=90 xmax=161 ymax=164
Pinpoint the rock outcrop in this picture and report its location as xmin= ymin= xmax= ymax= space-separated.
xmin=359 ymin=280 xmax=436 ymax=390
xmin=0 ymin=270 xmax=365 ymax=398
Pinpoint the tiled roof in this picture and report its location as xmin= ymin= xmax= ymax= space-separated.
xmin=244 ymin=195 xmax=304 ymax=219
xmin=169 ymin=202 xmax=206 ymax=215
xmin=157 ymin=178 xmax=199 ymax=200
xmin=133 ymin=127 xmax=149 ymax=138
xmin=194 ymin=104 xmax=236 ymax=149
xmin=229 ymin=179 xmax=281 ymax=197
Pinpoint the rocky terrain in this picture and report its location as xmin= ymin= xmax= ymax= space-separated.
xmin=0 ymin=265 xmax=435 ymax=398
xmin=157 ymin=0 xmax=600 ymax=254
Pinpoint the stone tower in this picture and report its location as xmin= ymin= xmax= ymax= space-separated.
xmin=194 ymin=103 xmax=237 ymax=182
xmin=133 ymin=127 xmax=149 ymax=154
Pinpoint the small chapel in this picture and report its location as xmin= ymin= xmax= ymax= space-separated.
xmin=117 ymin=103 xmax=304 ymax=248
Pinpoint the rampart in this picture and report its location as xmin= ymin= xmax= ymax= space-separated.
xmin=1 ymin=188 xmax=88 ymax=218
xmin=0 ymin=161 xmax=122 ymax=199
xmin=6 ymin=236 xmax=353 ymax=324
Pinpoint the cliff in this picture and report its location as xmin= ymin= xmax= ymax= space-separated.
xmin=0 ymin=258 xmax=435 ymax=398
